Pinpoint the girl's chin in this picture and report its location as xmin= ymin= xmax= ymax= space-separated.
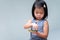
xmin=35 ymin=17 xmax=42 ymax=20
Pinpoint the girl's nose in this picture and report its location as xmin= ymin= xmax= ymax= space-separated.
xmin=37 ymin=14 xmax=40 ymax=16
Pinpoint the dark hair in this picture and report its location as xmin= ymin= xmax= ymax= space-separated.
xmin=32 ymin=0 xmax=48 ymax=20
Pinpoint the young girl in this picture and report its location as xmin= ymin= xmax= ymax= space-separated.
xmin=24 ymin=0 xmax=49 ymax=40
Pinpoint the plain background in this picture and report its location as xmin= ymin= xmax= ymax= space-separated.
xmin=0 ymin=0 xmax=60 ymax=40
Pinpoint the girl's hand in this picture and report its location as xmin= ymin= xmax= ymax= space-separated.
xmin=32 ymin=23 xmax=38 ymax=30
xmin=31 ymin=23 xmax=38 ymax=35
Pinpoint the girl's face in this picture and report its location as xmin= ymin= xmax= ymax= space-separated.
xmin=34 ymin=7 xmax=44 ymax=20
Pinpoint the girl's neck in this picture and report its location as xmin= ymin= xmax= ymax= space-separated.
xmin=35 ymin=19 xmax=41 ymax=22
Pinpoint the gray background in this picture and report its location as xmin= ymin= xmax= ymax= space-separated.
xmin=0 ymin=0 xmax=60 ymax=40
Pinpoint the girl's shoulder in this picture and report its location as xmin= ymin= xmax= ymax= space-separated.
xmin=44 ymin=19 xmax=48 ymax=22
xmin=44 ymin=19 xmax=49 ymax=25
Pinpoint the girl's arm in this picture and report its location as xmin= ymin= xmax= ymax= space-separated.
xmin=24 ymin=20 xmax=32 ymax=29
xmin=36 ymin=20 xmax=49 ymax=38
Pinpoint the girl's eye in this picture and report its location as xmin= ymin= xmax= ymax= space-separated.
xmin=36 ymin=12 xmax=43 ymax=14
xmin=40 ymin=12 xmax=43 ymax=14
xmin=36 ymin=12 xmax=38 ymax=14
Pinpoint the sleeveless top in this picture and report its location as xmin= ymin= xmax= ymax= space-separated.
xmin=30 ymin=19 xmax=47 ymax=40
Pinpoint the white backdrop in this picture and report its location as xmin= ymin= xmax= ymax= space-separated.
xmin=0 ymin=0 xmax=60 ymax=40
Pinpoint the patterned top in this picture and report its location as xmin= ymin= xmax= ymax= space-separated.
xmin=30 ymin=19 xmax=47 ymax=40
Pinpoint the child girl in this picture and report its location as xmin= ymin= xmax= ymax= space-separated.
xmin=24 ymin=0 xmax=49 ymax=40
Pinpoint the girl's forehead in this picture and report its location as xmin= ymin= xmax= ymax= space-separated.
xmin=35 ymin=7 xmax=44 ymax=12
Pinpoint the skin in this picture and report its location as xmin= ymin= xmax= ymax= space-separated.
xmin=24 ymin=7 xmax=49 ymax=38
xmin=34 ymin=7 xmax=44 ymax=20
